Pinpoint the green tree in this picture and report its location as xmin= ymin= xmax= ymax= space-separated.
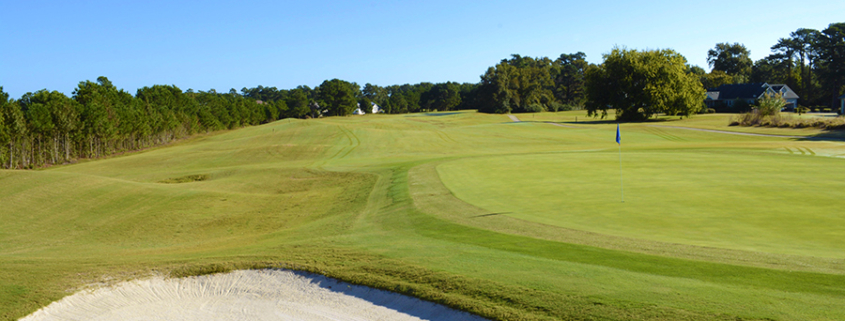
xmin=21 ymin=93 xmax=55 ymax=166
xmin=406 ymin=83 xmax=433 ymax=112
xmin=585 ymin=47 xmax=706 ymax=121
xmin=700 ymin=70 xmax=735 ymax=89
xmin=2 ymin=77 xmax=316 ymax=169
xmin=551 ymin=52 xmax=588 ymax=106
xmin=240 ymin=85 xmax=286 ymax=103
xmin=267 ymin=99 xmax=287 ymax=121
xmin=751 ymin=56 xmax=800 ymax=87
xmin=362 ymin=83 xmax=389 ymax=107
xmin=197 ymin=104 xmax=222 ymax=131
xmin=20 ymin=90 xmax=78 ymax=164
xmin=707 ymin=43 xmax=753 ymax=81
xmin=358 ymin=96 xmax=372 ymax=114
xmin=285 ymin=88 xmax=310 ymax=118
xmin=768 ymin=39 xmax=802 ymax=90
xmin=0 ymin=87 xmax=8 ymax=166
xmin=477 ymin=64 xmax=518 ymax=113
xmin=813 ymin=22 xmax=845 ymax=108
xmin=476 ymin=55 xmax=554 ymax=113
xmin=386 ymin=92 xmax=407 ymax=114
xmin=421 ymin=82 xmax=462 ymax=111
xmin=73 ymin=77 xmax=130 ymax=156
xmin=776 ymin=28 xmax=822 ymax=104
xmin=2 ymin=98 xmax=26 ymax=168
xmin=688 ymin=65 xmax=706 ymax=76
xmin=317 ymin=79 xmax=359 ymax=116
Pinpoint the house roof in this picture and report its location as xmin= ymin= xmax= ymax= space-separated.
xmin=768 ymin=84 xmax=800 ymax=100
xmin=706 ymin=83 xmax=767 ymax=100
xmin=707 ymin=83 xmax=799 ymax=101
xmin=705 ymin=91 xmax=720 ymax=100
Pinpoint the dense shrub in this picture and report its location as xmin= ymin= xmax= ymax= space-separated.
xmin=730 ymin=111 xmax=845 ymax=129
xmin=755 ymin=93 xmax=785 ymax=117
xmin=564 ymin=103 xmax=581 ymax=111
xmin=524 ymin=103 xmax=545 ymax=113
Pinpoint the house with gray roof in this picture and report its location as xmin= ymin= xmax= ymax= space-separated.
xmin=705 ymin=83 xmax=799 ymax=112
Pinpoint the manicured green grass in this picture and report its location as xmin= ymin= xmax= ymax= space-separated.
xmin=2 ymin=110 xmax=845 ymax=320
xmin=437 ymin=148 xmax=845 ymax=258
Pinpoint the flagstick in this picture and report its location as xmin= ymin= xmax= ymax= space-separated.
xmin=618 ymin=143 xmax=624 ymax=203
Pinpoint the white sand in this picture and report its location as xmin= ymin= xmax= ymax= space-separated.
xmin=20 ymin=269 xmax=488 ymax=321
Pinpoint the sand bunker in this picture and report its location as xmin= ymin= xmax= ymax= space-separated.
xmin=21 ymin=269 xmax=488 ymax=321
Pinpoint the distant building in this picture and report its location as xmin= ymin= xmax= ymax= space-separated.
xmin=353 ymin=102 xmax=384 ymax=115
xmin=705 ymin=83 xmax=799 ymax=111
xmin=371 ymin=102 xmax=383 ymax=114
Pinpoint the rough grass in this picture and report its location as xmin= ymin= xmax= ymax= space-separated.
xmin=730 ymin=112 xmax=845 ymax=130
xmin=2 ymin=111 xmax=845 ymax=320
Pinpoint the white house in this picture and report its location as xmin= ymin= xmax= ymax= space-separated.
xmin=353 ymin=102 xmax=384 ymax=115
xmin=371 ymin=102 xmax=383 ymax=114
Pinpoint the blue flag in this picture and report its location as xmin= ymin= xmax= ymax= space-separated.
xmin=616 ymin=124 xmax=621 ymax=145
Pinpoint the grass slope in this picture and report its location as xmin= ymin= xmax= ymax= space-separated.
xmin=2 ymin=111 xmax=844 ymax=320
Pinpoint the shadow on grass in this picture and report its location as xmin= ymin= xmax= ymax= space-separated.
xmin=471 ymin=212 xmax=512 ymax=218
xmin=797 ymin=130 xmax=845 ymax=142
xmin=303 ymin=270 xmax=489 ymax=321
xmin=535 ymin=118 xmax=674 ymax=126
xmin=406 ymin=112 xmax=462 ymax=117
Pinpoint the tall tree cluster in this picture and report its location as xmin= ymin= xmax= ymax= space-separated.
xmin=815 ymin=23 xmax=845 ymax=108
xmin=476 ymin=53 xmax=589 ymax=113
xmin=1 ymin=76 xmax=482 ymax=169
xmin=584 ymin=48 xmax=705 ymax=121
xmin=707 ymin=43 xmax=753 ymax=83
xmin=0 ymin=77 xmax=279 ymax=169
xmin=316 ymin=79 xmax=359 ymax=116
xmin=242 ymin=81 xmax=479 ymax=117
xmin=369 ymin=82 xmax=477 ymax=114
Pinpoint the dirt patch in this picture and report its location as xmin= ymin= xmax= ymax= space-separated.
xmin=158 ymin=174 xmax=209 ymax=184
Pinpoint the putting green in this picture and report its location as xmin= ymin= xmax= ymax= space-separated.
xmin=437 ymin=148 xmax=845 ymax=258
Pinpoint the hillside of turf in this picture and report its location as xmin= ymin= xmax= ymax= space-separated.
xmin=2 ymin=111 xmax=845 ymax=320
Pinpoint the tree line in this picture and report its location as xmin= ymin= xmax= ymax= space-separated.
xmin=0 ymin=77 xmax=281 ymax=169
xmin=473 ymin=22 xmax=844 ymax=119
xmin=0 ymin=76 xmax=482 ymax=169
xmin=697 ymin=22 xmax=845 ymax=108
xmin=240 ymin=80 xmax=479 ymax=117
xmin=473 ymin=53 xmax=588 ymax=114
xmin=3 ymin=22 xmax=842 ymax=168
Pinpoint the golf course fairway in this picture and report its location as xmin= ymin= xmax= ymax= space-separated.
xmin=2 ymin=110 xmax=845 ymax=320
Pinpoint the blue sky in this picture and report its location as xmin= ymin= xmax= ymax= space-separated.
xmin=2 ymin=0 xmax=842 ymax=98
